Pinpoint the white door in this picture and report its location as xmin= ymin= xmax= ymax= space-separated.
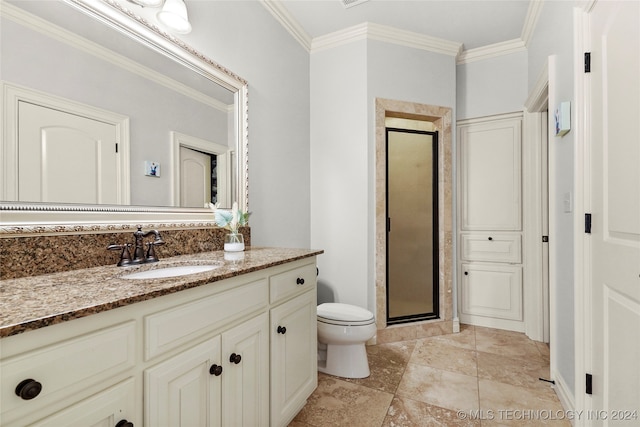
xmin=18 ymin=101 xmax=120 ymax=204
xmin=145 ymin=337 xmax=222 ymax=427
xmin=270 ymin=291 xmax=317 ymax=426
xmin=221 ymin=313 xmax=269 ymax=427
xmin=588 ymin=0 xmax=640 ymax=421
xmin=180 ymin=146 xmax=212 ymax=207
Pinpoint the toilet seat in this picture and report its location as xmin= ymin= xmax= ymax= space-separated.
xmin=317 ymin=303 xmax=374 ymax=326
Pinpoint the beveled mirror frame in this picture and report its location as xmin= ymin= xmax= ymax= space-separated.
xmin=0 ymin=0 xmax=248 ymax=237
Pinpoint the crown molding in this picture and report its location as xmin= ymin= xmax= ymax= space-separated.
xmin=457 ymin=38 xmax=527 ymax=64
xmin=521 ymin=0 xmax=544 ymax=47
xmin=260 ymin=0 xmax=312 ymax=51
xmin=263 ymin=1 xmax=543 ymax=62
xmin=312 ymin=22 xmax=462 ymax=56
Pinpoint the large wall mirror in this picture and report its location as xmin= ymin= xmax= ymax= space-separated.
xmin=0 ymin=0 xmax=248 ymax=231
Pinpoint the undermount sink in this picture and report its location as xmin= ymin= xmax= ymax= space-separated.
xmin=121 ymin=264 xmax=221 ymax=280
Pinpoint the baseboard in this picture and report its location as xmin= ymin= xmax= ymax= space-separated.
xmin=552 ymin=371 xmax=576 ymax=426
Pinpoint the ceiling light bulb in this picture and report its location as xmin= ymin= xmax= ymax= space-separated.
xmin=157 ymin=0 xmax=192 ymax=34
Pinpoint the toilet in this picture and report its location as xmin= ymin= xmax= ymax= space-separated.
xmin=317 ymin=303 xmax=376 ymax=379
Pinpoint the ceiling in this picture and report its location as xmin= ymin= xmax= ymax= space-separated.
xmin=272 ymin=0 xmax=533 ymax=53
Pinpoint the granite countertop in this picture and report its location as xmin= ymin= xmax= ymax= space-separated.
xmin=0 ymin=247 xmax=323 ymax=338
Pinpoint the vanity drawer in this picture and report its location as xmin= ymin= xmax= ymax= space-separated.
xmin=0 ymin=322 xmax=135 ymax=424
xmin=460 ymin=233 xmax=522 ymax=263
xmin=145 ymin=278 xmax=268 ymax=360
xmin=270 ymin=262 xmax=317 ymax=304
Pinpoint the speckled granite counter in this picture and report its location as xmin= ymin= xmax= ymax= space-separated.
xmin=0 ymin=247 xmax=322 ymax=338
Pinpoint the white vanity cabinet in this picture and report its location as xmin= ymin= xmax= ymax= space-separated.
xmin=269 ymin=262 xmax=318 ymax=427
xmin=0 ymin=254 xmax=319 ymax=427
xmin=145 ymin=313 xmax=269 ymax=427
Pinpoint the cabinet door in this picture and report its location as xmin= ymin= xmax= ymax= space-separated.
xmin=459 ymin=117 xmax=522 ymax=231
xmin=29 ymin=378 xmax=136 ymax=427
xmin=460 ymin=263 xmax=522 ymax=322
xmin=145 ymin=337 xmax=222 ymax=427
xmin=270 ymin=291 xmax=317 ymax=427
xmin=221 ymin=313 xmax=269 ymax=427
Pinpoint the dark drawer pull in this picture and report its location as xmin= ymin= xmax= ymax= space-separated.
xmin=296 ymin=277 xmax=305 ymax=285
xmin=277 ymin=325 xmax=287 ymax=334
xmin=15 ymin=379 xmax=42 ymax=400
xmin=115 ymin=420 xmax=134 ymax=427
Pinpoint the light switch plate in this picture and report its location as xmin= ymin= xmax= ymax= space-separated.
xmin=563 ymin=192 xmax=573 ymax=213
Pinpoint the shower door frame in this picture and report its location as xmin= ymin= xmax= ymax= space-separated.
xmin=385 ymin=127 xmax=440 ymax=325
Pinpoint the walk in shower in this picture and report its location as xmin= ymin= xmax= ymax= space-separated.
xmin=386 ymin=121 xmax=439 ymax=324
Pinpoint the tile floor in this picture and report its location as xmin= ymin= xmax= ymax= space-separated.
xmin=290 ymin=325 xmax=571 ymax=426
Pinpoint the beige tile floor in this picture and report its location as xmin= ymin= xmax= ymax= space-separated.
xmin=290 ymin=325 xmax=571 ymax=427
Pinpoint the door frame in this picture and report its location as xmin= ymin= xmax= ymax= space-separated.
xmin=1 ymin=81 xmax=130 ymax=203
xmin=573 ymin=3 xmax=593 ymax=423
xmin=170 ymin=131 xmax=232 ymax=208
xmin=523 ymin=57 xmax=553 ymax=345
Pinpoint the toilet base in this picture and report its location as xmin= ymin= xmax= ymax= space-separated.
xmin=317 ymin=342 xmax=370 ymax=379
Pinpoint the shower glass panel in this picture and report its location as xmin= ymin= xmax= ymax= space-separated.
xmin=386 ymin=128 xmax=439 ymax=324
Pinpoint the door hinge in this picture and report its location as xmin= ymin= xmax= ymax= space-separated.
xmin=584 ymin=52 xmax=591 ymax=73
xmin=115 ymin=143 xmax=119 ymax=153
xmin=585 ymin=213 xmax=592 ymax=234
xmin=542 ymin=236 xmax=549 ymax=243
xmin=586 ymin=373 xmax=593 ymax=395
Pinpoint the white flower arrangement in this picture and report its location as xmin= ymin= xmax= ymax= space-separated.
xmin=207 ymin=202 xmax=251 ymax=235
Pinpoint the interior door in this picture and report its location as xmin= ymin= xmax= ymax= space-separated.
xmin=180 ymin=146 xmax=212 ymax=207
xmin=18 ymin=101 xmax=119 ymax=204
xmin=589 ymin=0 xmax=640 ymax=421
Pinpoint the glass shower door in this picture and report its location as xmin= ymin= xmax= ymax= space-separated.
xmin=386 ymin=128 xmax=439 ymax=324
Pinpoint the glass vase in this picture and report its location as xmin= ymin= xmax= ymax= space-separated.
xmin=224 ymin=232 xmax=245 ymax=252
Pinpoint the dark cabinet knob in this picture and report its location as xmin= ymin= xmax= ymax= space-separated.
xmin=277 ymin=325 xmax=287 ymax=334
xmin=209 ymin=364 xmax=223 ymax=376
xmin=464 ymin=271 xmax=469 ymax=275
xmin=15 ymin=379 xmax=42 ymax=400
xmin=229 ymin=353 xmax=242 ymax=364
xmin=488 ymin=237 xmax=493 ymax=241
xmin=296 ymin=277 xmax=305 ymax=285
xmin=115 ymin=420 xmax=134 ymax=427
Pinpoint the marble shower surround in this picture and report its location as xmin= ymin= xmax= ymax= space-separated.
xmin=0 ymin=226 xmax=250 ymax=279
xmin=374 ymin=98 xmax=453 ymax=343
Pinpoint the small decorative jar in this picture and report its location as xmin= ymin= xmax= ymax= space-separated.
xmin=224 ymin=232 xmax=245 ymax=252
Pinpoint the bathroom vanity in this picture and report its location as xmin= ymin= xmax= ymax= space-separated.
xmin=0 ymin=247 xmax=321 ymax=427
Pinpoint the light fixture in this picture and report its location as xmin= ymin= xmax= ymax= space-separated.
xmin=126 ymin=0 xmax=163 ymax=7
xmin=157 ymin=0 xmax=192 ymax=34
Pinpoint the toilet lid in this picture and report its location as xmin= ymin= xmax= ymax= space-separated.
xmin=317 ymin=303 xmax=374 ymax=326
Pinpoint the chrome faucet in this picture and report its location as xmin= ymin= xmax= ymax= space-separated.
xmin=108 ymin=226 xmax=165 ymax=266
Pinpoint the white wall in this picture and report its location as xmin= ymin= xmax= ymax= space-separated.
xmin=527 ymin=1 xmax=576 ymax=399
xmin=456 ymin=51 xmax=528 ymax=120
xmin=181 ymin=1 xmax=312 ymax=248
xmin=310 ymin=38 xmax=456 ymax=312
xmin=310 ymin=40 xmax=368 ymax=307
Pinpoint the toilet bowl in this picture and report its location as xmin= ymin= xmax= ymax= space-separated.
xmin=317 ymin=303 xmax=376 ymax=379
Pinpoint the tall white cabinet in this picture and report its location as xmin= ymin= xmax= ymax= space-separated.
xmin=457 ymin=112 xmax=524 ymax=332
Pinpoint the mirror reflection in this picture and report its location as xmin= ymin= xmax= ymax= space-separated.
xmin=1 ymin=0 xmax=245 ymax=210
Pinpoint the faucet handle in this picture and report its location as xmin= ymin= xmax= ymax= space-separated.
xmin=107 ymin=243 xmax=133 ymax=267
xmin=145 ymin=240 xmax=164 ymax=263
